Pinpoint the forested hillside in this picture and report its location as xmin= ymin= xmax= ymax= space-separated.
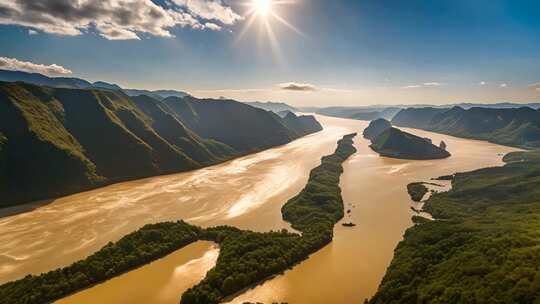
xmin=392 ymin=106 xmax=540 ymax=149
xmin=370 ymin=149 xmax=540 ymax=303
xmin=369 ymin=127 xmax=450 ymax=160
xmin=0 ymin=82 xmax=322 ymax=207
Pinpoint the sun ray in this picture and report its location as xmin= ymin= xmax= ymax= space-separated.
xmin=236 ymin=0 xmax=304 ymax=49
xmin=268 ymin=10 xmax=305 ymax=37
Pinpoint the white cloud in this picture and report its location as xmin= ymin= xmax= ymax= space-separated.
xmin=479 ymin=81 xmax=486 ymax=85
xmin=0 ymin=56 xmax=72 ymax=75
xmin=173 ymin=0 xmax=242 ymax=25
xmin=402 ymin=82 xmax=443 ymax=89
xmin=278 ymin=82 xmax=318 ymax=92
xmin=0 ymin=0 xmax=240 ymax=40
xmin=27 ymin=29 xmax=37 ymax=35
xmin=500 ymin=83 xmax=508 ymax=88
xmin=402 ymin=85 xmax=422 ymax=89
xmin=204 ymin=22 xmax=222 ymax=31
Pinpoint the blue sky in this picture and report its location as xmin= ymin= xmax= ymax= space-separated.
xmin=1 ymin=0 xmax=539 ymax=106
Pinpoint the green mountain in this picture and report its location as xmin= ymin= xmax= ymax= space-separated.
xmin=391 ymin=107 xmax=449 ymax=129
xmin=281 ymin=111 xmax=323 ymax=136
xmin=370 ymin=127 xmax=451 ymax=160
xmin=161 ymin=96 xmax=321 ymax=153
xmin=0 ymin=82 xmax=322 ymax=207
xmin=392 ymin=106 xmax=540 ymax=149
xmin=363 ymin=118 xmax=392 ymax=140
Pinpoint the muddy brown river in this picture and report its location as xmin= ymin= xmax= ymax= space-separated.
xmin=0 ymin=115 xmax=518 ymax=303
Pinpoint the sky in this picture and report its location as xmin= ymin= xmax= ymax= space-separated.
xmin=1 ymin=0 xmax=540 ymax=106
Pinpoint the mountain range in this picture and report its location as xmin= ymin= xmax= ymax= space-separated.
xmin=244 ymin=101 xmax=298 ymax=113
xmin=0 ymin=81 xmax=322 ymax=207
xmin=392 ymin=106 xmax=540 ymax=149
xmin=0 ymin=69 xmax=189 ymax=100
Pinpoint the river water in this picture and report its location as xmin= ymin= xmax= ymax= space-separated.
xmin=0 ymin=115 xmax=518 ymax=303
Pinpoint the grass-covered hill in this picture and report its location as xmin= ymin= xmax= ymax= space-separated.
xmin=370 ymin=149 xmax=540 ymax=304
xmin=370 ymin=127 xmax=451 ymax=160
xmin=0 ymin=82 xmax=322 ymax=207
xmin=363 ymin=118 xmax=392 ymax=140
xmin=392 ymin=106 xmax=540 ymax=149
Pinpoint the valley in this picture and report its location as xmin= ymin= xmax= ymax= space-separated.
xmin=0 ymin=115 xmax=517 ymax=303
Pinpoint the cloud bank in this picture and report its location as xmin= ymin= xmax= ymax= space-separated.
xmin=278 ymin=82 xmax=318 ymax=92
xmin=0 ymin=0 xmax=241 ymax=40
xmin=0 ymin=56 xmax=72 ymax=75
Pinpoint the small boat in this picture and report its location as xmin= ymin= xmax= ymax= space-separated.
xmin=342 ymin=222 xmax=356 ymax=227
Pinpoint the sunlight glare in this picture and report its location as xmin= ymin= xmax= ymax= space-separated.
xmin=254 ymin=0 xmax=272 ymax=16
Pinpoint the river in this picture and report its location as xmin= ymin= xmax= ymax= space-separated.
xmin=0 ymin=115 xmax=518 ymax=303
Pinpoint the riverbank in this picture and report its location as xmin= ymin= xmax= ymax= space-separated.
xmin=0 ymin=134 xmax=357 ymax=304
xmin=0 ymin=115 xmax=519 ymax=303
xmin=370 ymin=149 xmax=540 ymax=303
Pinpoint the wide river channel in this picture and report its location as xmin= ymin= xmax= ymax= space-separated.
xmin=0 ymin=115 xmax=518 ymax=303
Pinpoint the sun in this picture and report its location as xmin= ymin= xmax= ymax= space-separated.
xmin=253 ymin=0 xmax=272 ymax=16
xmin=236 ymin=0 xmax=304 ymax=62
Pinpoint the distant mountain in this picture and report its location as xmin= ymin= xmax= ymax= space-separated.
xmin=281 ymin=111 xmax=323 ymax=136
xmin=392 ymin=106 xmax=540 ymax=149
xmin=0 ymin=69 xmax=189 ymax=100
xmin=124 ymin=89 xmax=189 ymax=99
xmin=370 ymin=128 xmax=451 ymax=160
xmin=91 ymin=81 xmax=123 ymax=91
xmin=0 ymin=82 xmax=322 ymax=207
xmin=162 ymin=96 xmax=319 ymax=152
xmin=245 ymin=101 xmax=298 ymax=113
xmin=300 ymin=106 xmax=401 ymax=121
xmin=363 ymin=118 xmax=392 ymax=140
xmin=391 ymin=107 xmax=449 ymax=129
xmin=0 ymin=69 xmax=93 ymax=88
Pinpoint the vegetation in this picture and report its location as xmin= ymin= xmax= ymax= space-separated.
xmin=363 ymin=118 xmax=392 ymax=140
xmin=391 ymin=107 xmax=448 ymax=129
xmin=407 ymin=182 xmax=429 ymax=202
xmin=0 ymin=221 xmax=201 ymax=304
xmin=0 ymin=134 xmax=357 ymax=304
xmin=370 ymin=149 xmax=540 ymax=304
xmin=392 ymin=106 xmax=540 ymax=149
xmin=181 ymin=133 xmax=357 ymax=303
xmin=370 ymin=127 xmax=451 ymax=160
xmin=0 ymin=82 xmax=322 ymax=207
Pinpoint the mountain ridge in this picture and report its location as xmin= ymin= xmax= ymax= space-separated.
xmin=0 ymin=82 xmax=322 ymax=207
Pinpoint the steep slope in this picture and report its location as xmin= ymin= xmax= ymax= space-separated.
xmin=392 ymin=107 xmax=449 ymax=129
xmin=0 ymin=83 xmax=323 ymax=207
xmin=393 ymin=106 xmax=540 ymax=149
xmin=0 ymin=83 xmax=198 ymax=206
xmin=0 ymin=83 xmax=102 ymax=205
xmin=370 ymin=128 xmax=451 ymax=160
xmin=281 ymin=111 xmax=323 ymax=136
xmin=130 ymin=95 xmax=235 ymax=164
xmin=162 ymin=96 xmax=309 ymax=153
xmin=363 ymin=118 xmax=392 ymax=140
